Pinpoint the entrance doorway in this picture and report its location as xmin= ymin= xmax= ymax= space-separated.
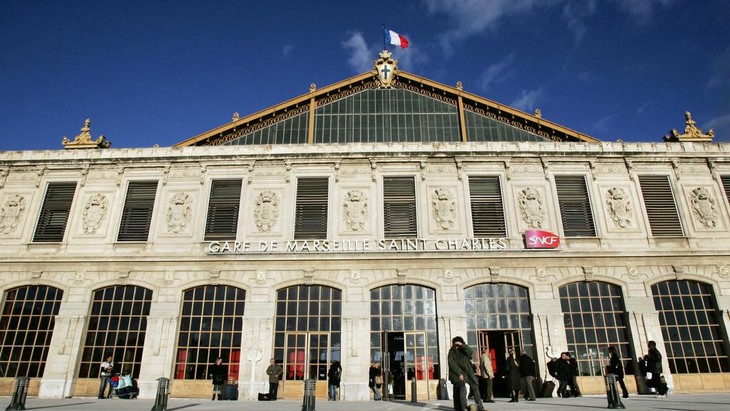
xmin=477 ymin=330 xmax=521 ymax=398
xmin=282 ymin=332 xmax=330 ymax=399
xmin=381 ymin=331 xmax=433 ymax=400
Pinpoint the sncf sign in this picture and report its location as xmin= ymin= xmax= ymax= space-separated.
xmin=524 ymin=229 xmax=560 ymax=249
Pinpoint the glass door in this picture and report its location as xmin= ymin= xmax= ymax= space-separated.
xmin=282 ymin=332 xmax=330 ymax=399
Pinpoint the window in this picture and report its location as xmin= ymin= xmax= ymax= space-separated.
xmin=33 ymin=182 xmax=77 ymax=242
xmin=0 ymin=285 xmax=63 ymax=378
xmin=554 ymin=175 xmax=596 ymax=237
xmin=720 ymin=175 xmax=730 ymax=206
xmin=294 ymin=177 xmax=329 ymax=239
xmin=638 ymin=175 xmax=683 ymax=236
xmin=469 ymin=176 xmax=506 ymax=237
xmin=78 ymin=285 xmax=153 ymax=378
xmin=559 ymin=282 xmax=632 ymax=376
xmin=383 ymin=177 xmax=417 ymax=238
xmin=175 ymin=285 xmax=246 ymax=380
xmin=273 ymin=285 xmax=341 ymax=382
xmin=370 ymin=285 xmax=440 ymax=382
xmin=651 ymin=280 xmax=729 ymax=373
xmin=117 ymin=181 xmax=158 ymax=242
xmin=204 ymin=179 xmax=242 ymax=240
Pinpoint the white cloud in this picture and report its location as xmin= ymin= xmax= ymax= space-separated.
xmin=479 ymin=52 xmax=516 ymax=91
xmin=610 ymin=0 xmax=676 ymax=23
xmin=593 ymin=114 xmax=617 ymax=133
xmin=341 ymin=32 xmax=373 ymax=72
xmin=282 ymin=45 xmax=294 ymax=59
xmin=510 ymin=89 xmax=544 ymax=112
xmin=423 ymin=0 xmax=544 ymax=54
xmin=706 ymin=113 xmax=730 ymax=140
xmin=708 ymin=46 xmax=730 ymax=90
xmin=561 ymin=0 xmax=598 ymax=45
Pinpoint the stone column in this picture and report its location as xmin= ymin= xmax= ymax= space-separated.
xmin=238 ymin=298 xmax=274 ymax=400
xmin=625 ymin=295 xmax=670 ymax=392
xmin=39 ymin=313 xmax=87 ymax=398
xmin=136 ymin=289 xmax=180 ymax=399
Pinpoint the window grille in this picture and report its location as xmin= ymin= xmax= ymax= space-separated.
xmin=638 ymin=175 xmax=683 ymax=236
xmin=469 ymin=176 xmax=506 ymax=237
xmin=0 ymin=285 xmax=63 ymax=377
xmin=78 ymin=285 xmax=152 ymax=378
xmin=555 ymin=175 xmax=596 ymax=237
xmin=383 ymin=177 xmax=417 ymax=238
xmin=204 ymin=179 xmax=242 ymax=240
xmin=33 ymin=182 xmax=77 ymax=242
xmin=174 ymin=285 xmax=246 ymax=380
xmin=559 ymin=282 xmax=632 ymax=376
xmin=652 ymin=280 xmax=729 ymax=373
xmin=720 ymin=176 xmax=730 ymax=206
xmin=294 ymin=177 xmax=329 ymax=239
xmin=117 ymin=181 xmax=158 ymax=242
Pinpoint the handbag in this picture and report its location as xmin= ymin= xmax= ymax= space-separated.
xmin=374 ymin=375 xmax=383 ymax=385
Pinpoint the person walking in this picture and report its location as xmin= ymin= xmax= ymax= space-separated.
xmin=647 ymin=341 xmax=668 ymax=397
xmin=266 ymin=358 xmax=283 ymax=401
xmin=327 ymin=360 xmax=342 ymax=401
xmin=566 ymin=352 xmax=582 ymax=397
xmin=209 ymin=357 xmax=227 ymax=401
xmin=504 ymin=348 xmax=521 ymax=403
xmin=556 ymin=353 xmax=571 ymax=397
xmin=368 ymin=362 xmax=383 ymax=400
xmin=518 ymin=350 xmax=537 ymax=401
xmin=478 ymin=347 xmax=495 ymax=403
xmin=98 ymin=355 xmax=114 ymax=399
xmin=607 ymin=346 xmax=629 ymax=399
xmin=448 ymin=336 xmax=484 ymax=411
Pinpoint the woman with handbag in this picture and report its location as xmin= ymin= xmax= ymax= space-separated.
xmin=368 ymin=362 xmax=383 ymax=400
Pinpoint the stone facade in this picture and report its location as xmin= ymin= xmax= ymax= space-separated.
xmin=0 ymin=141 xmax=729 ymax=400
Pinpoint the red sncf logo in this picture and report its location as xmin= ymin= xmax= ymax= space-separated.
xmin=524 ymin=229 xmax=560 ymax=249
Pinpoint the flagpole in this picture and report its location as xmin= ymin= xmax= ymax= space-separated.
xmin=382 ymin=23 xmax=386 ymax=50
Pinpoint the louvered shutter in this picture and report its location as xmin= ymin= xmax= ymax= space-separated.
xmin=204 ymin=179 xmax=242 ymax=240
xmin=721 ymin=176 xmax=730 ymax=206
xmin=555 ymin=175 xmax=596 ymax=237
xmin=383 ymin=177 xmax=417 ymax=238
xmin=33 ymin=182 xmax=77 ymax=242
xmin=294 ymin=177 xmax=329 ymax=239
xmin=117 ymin=181 xmax=158 ymax=242
xmin=469 ymin=176 xmax=506 ymax=237
xmin=638 ymin=175 xmax=683 ymax=237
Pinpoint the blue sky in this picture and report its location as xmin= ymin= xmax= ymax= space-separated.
xmin=1 ymin=0 xmax=728 ymax=151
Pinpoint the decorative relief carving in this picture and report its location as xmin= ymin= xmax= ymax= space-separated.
xmin=665 ymin=111 xmax=714 ymax=142
xmin=536 ymin=268 xmax=547 ymax=281
xmin=431 ymin=188 xmax=456 ymax=229
xmin=7 ymin=171 xmax=41 ymax=184
xmin=343 ymin=190 xmax=368 ymax=231
xmin=164 ymin=272 xmax=174 ymax=285
xmin=82 ymin=193 xmax=108 ymax=234
xmin=166 ymin=192 xmax=192 ymax=233
xmin=627 ymin=267 xmax=639 ymax=279
xmin=718 ymin=265 xmax=729 ymax=279
xmin=0 ymin=195 xmax=26 ymax=234
xmin=518 ymin=187 xmax=545 ymax=228
xmin=254 ymin=191 xmax=279 ymax=232
xmin=350 ymin=270 xmax=361 ymax=281
xmin=593 ymin=163 xmax=627 ymax=176
xmin=676 ymin=163 xmax=709 ymax=175
xmin=252 ymin=166 xmax=287 ymax=178
xmin=62 ymin=118 xmax=111 ymax=149
xmin=690 ymin=187 xmax=718 ymax=228
xmin=442 ymin=269 xmax=454 ymax=283
xmin=508 ymin=164 xmax=542 ymax=175
xmin=605 ymin=187 xmax=633 ymax=228
xmin=256 ymin=271 xmax=267 ymax=283
xmin=168 ymin=168 xmax=203 ymax=180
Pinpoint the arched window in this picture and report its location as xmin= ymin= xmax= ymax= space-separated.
xmin=464 ymin=283 xmax=534 ymax=360
xmin=79 ymin=285 xmax=152 ymax=378
xmin=559 ymin=281 xmax=632 ymax=376
xmin=370 ymin=284 xmax=439 ymax=384
xmin=274 ymin=285 xmax=341 ymax=382
xmin=0 ymin=285 xmax=63 ymax=378
xmin=175 ymin=285 xmax=246 ymax=380
xmin=651 ymin=280 xmax=729 ymax=373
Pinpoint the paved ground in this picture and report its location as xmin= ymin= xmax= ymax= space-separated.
xmin=5 ymin=394 xmax=730 ymax=411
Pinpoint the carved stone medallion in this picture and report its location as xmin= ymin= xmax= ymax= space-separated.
xmin=82 ymin=193 xmax=108 ymax=234
xmin=254 ymin=191 xmax=279 ymax=232
xmin=690 ymin=187 xmax=718 ymax=228
xmin=518 ymin=187 xmax=545 ymax=228
xmin=166 ymin=193 xmax=192 ymax=233
xmin=0 ymin=195 xmax=26 ymax=235
xmin=343 ymin=190 xmax=368 ymax=231
xmin=432 ymin=188 xmax=456 ymax=229
xmin=605 ymin=187 xmax=633 ymax=228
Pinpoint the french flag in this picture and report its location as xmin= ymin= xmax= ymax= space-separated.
xmin=384 ymin=28 xmax=409 ymax=49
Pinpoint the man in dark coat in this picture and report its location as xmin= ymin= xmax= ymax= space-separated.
xmin=266 ymin=358 xmax=283 ymax=401
xmin=518 ymin=350 xmax=537 ymax=401
xmin=647 ymin=341 xmax=668 ymax=397
xmin=566 ymin=352 xmax=582 ymax=397
xmin=556 ymin=352 xmax=571 ymax=397
xmin=504 ymin=348 xmax=521 ymax=402
xmin=448 ymin=336 xmax=484 ymax=411
xmin=209 ymin=357 xmax=227 ymax=401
